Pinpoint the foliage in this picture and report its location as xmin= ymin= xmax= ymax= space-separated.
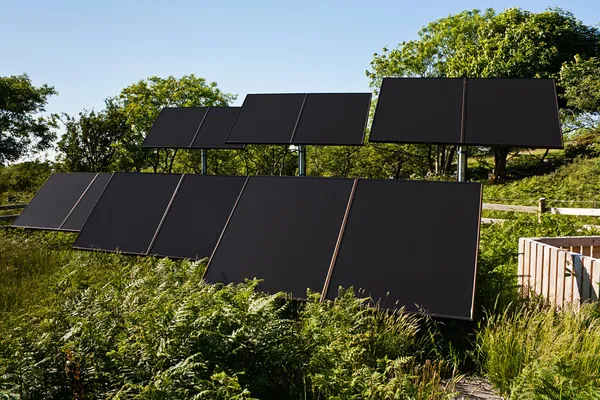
xmin=57 ymin=100 xmax=131 ymax=172
xmin=0 ymin=160 xmax=54 ymax=204
xmin=476 ymin=301 xmax=600 ymax=398
xmin=0 ymin=74 xmax=58 ymax=164
xmin=117 ymin=75 xmax=236 ymax=173
xmin=0 ymin=230 xmax=458 ymax=399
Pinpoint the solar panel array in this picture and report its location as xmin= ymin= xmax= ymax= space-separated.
xmin=225 ymin=93 xmax=372 ymax=145
xmin=70 ymin=173 xmax=483 ymax=319
xmin=13 ymin=78 xmax=565 ymax=321
xmin=143 ymin=107 xmax=244 ymax=149
xmin=370 ymin=78 xmax=563 ymax=148
xmin=73 ymin=173 xmax=246 ymax=259
xmin=12 ymin=173 xmax=110 ymax=232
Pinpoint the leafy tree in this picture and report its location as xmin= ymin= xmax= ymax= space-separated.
xmin=367 ymin=8 xmax=600 ymax=181
xmin=117 ymin=75 xmax=236 ymax=173
xmin=57 ymin=99 xmax=131 ymax=172
xmin=0 ymin=74 xmax=58 ymax=164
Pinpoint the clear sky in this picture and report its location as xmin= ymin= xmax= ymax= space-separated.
xmin=2 ymin=0 xmax=599 ymax=119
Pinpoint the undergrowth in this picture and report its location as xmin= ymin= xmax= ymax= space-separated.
xmin=0 ymin=230 xmax=459 ymax=399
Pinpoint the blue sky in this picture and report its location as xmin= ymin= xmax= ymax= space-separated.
xmin=2 ymin=0 xmax=599 ymax=119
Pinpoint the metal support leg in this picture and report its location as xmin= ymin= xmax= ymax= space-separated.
xmin=457 ymin=146 xmax=467 ymax=182
xmin=201 ymin=148 xmax=207 ymax=175
xmin=298 ymin=145 xmax=306 ymax=177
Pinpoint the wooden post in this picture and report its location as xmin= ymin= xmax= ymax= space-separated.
xmin=538 ymin=198 xmax=546 ymax=223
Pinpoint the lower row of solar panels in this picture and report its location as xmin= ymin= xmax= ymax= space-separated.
xmin=13 ymin=172 xmax=482 ymax=320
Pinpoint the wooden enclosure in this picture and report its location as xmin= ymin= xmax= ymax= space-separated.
xmin=518 ymin=236 xmax=600 ymax=307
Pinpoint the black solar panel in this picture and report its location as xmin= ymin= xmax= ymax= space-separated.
xmin=148 ymin=175 xmax=247 ymax=259
xmin=190 ymin=107 xmax=244 ymax=149
xmin=291 ymin=93 xmax=371 ymax=145
xmin=60 ymin=173 xmax=112 ymax=232
xmin=204 ymin=176 xmax=354 ymax=298
xmin=226 ymin=94 xmax=305 ymax=144
xmin=325 ymin=179 xmax=481 ymax=320
xmin=370 ymin=78 xmax=464 ymax=144
xmin=12 ymin=173 xmax=97 ymax=230
xmin=143 ymin=107 xmax=208 ymax=148
xmin=73 ymin=173 xmax=182 ymax=255
xmin=463 ymin=79 xmax=563 ymax=148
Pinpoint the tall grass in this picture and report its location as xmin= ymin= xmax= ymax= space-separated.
xmin=476 ymin=301 xmax=600 ymax=399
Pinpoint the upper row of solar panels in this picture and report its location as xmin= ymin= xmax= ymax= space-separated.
xmin=143 ymin=78 xmax=563 ymax=150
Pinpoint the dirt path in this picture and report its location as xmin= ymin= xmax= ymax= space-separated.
xmin=453 ymin=378 xmax=504 ymax=399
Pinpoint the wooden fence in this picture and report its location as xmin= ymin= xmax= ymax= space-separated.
xmin=483 ymin=198 xmax=600 ymax=224
xmin=0 ymin=204 xmax=27 ymax=222
xmin=518 ymin=236 xmax=600 ymax=307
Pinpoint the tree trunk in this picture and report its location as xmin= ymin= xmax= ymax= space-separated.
xmin=492 ymin=147 xmax=509 ymax=183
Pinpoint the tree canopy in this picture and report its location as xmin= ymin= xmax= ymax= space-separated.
xmin=0 ymin=74 xmax=58 ymax=164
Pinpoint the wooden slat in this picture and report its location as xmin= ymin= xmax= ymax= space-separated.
xmin=591 ymin=259 xmax=600 ymax=301
xmin=536 ymin=243 xmax=545 ymax=295
xmin=551 ymin=207 xmax=600 ymax=217
xmin=530 ymin=241 xmax=538 ymax=297
xmin=548 ymin=246 xmax=558 ymax=303
xmin=582 ymin=257 xmax=593 ymax=302
xmin=523 ymin=239 xmax=531 ymax=295
xmin=482 ymin=203 xmax=539 ymax=213
xmin=481 ymin=217 xmax=505 ymax=224
xmin=574 ymin=254 xmax=583 ymax=307
xmin=565 ymin=253 xmax=574 ymax=305
xmin=0 ymin=215 xmax=19 ymax=221
xmin=542 ymin=245 xmax=551 ymax=298
xmin=0 ymin=204 xmax=27 ymax=210
xmin=538 ymin=236 xmax=600 ymax=248
xmin=556 ymin=250 xmax=566 ymax=309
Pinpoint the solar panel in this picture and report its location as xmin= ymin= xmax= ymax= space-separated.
xmin=204 ymin=176 xmax=354 ymax=298
xmin=324 ymin=179 xmax=481 ymax=320
xmin=226 ymin=94 xmax=305 ymax=144
xmin=291 ymin=93 xmax=371 ymax=145
xmin=190 ymin=107 xmax=245 ymax=149
xmin=148 ymin=175 xmax=247 ymax=259
xmin=369 ymin=78 xmax=464 ymax=144
xmin=463 ymin=79 xmax=563 ymax=148
xmin=60 ymin=173 xmax=112 ymax=231
xmin=12 ymin=173 xmax=97 ymax=230
xmin=142 ymin=107 xmax=208 ymax=148
xmin=73 ymin=173 xmax=182 ymax=255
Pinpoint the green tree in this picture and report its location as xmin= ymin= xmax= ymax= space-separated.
xmin=367 ymin=8 xmax=600 ymax=181
xmin=117 ymin=75 xmax=236 ymax=173
xmin=58 ymin=99 xmax=131 ymax=172
xmin=0 ymin=74 xmax=58 ymax=164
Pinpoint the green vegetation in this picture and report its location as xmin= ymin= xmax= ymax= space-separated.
xmin=0 ymin=230 xmax=460 ymax=399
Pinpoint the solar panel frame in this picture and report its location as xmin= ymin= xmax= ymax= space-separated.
xmin=291 ymin=93 xmax=371 ymax=145
xmin=203 ymin=175 xmax=355 ymax=299
xmin=12 ymin=172 xmax=98 ymax=231
xmin=369 ymin=78 xmax=465 ymax=145
xmin=189 ymin=107 xmax=245 ymax=149
xmin=225 ymin=94 xmax=306 ymax=144
xmin=142 ymin=107 xmax=209 ymax=149
xmin=59 ymin=173 xmax=112 ymax=232
xmin=463 ymin=78 xmax=564 ymax=148
xmin=323 ymin=179 xmax=482 ymax=320
xmin=147 ymin=175 xmax=248 ymax=260
xmin=73 ymin=173 xmax=183 ymax=256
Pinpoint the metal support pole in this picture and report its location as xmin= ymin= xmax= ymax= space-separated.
xmin=298 ymin=145 xmax=306 ymax=177
xmin=201 ymin=148 xmax=207 ymax=175
xmin=457 ymin=146 xmax=467 ymax=182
